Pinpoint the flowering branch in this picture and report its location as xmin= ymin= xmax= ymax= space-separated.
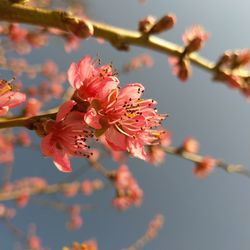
xmin=0 ymin=0 xmax=249 ymax=80
xmin=0 ymin=178 xmax=105 ymax=202
xmin=163 ymin=146 xmax=250 ymax=177
xmin=0 ymin=113 xmax=249 ymax=178
xmin=122 ymin=214 xmax=164 ymax=250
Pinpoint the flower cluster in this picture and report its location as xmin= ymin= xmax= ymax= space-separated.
xmin=41 ymin=56 xmax=167 ymax=172
xmin=112 ymin=164 xmax=143 ymax=210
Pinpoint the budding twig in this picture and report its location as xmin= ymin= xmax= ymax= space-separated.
xmin=0 ymin=0 xmax=249 ymax=80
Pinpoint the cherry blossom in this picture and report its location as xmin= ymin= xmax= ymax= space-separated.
xmin=40 ymin=100 xmax=94 ymax=172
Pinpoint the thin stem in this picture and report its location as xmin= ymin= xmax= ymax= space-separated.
xmin=0 ymin=179 xmax=103 ymax=202
xmin=163 ymin=146 xmax=250 ymax=177
xmin=0 ymin=112 xmax=57 ymax=129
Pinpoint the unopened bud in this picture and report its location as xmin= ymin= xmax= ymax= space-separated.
xmin=149 ymin=14 xmax=176 ymax=34
xmin=68 ymin=19 xmax=94 ymax=39
xmin=178 ymin=59 xmax=191 ymax=81
xmin=138 ymin=16 xmax=156 ymax=33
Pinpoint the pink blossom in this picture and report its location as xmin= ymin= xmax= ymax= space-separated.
xmin=16 ymin=192 xmax=29 ymax=208
xmin=15 ymin=130 xmax=31 ymax=146
xmin=40 ymin=100 xmax=94 ymax=172
xmin=89 ymin=84 xmax=166 ymax=160
xmin=0 ymin=133 xmax=14 ymax=165
xmin=112 ymin=165 xmax=143 ymax=210
xmin=0 ymin=204 xmax=16 ymax=219
xmin=8 ymin=23 xmax=27 ymax=43
xmin=80 ymin=180 xmax=94 ymax=196
xmin=42 ymin=60 xmax=58 ymax=78
xmin=24 ymin=98 xmax=42 ymax=116
xmin=50 ymin=81 xmax=63 ymax=98
xmin=63 ymin=182 xmax=79 ymax=197
xmin=99 ymin=135 xmax=125 ymax=162
xmin=0 ymin=79 xmax=26 ymax=116
xmin=68 ymin=55 xmax=119 ymax=100
xmin=27 ymin=235 xmax=41 ymax=250
xmin=68 ymin=56 xmax=166 ymax=161
xmin=123 ymin=53 xmax=154 ymax=73
xmin=64 ymin=34 xmax=80 ymax=53
xmin=66 ymin=205 xmax=83 ymax=230
xmin=26 ymin=32 xmax=48 ymax=48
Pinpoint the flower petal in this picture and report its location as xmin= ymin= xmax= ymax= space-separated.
xmin=105 ymin=127 xmax=127 ymax=151
xmin=56 ymin=100 xmax=76 ymax=122
xmin=53 ymin=149 xmax=72 ymax=172
xmin=84 ymin=108 xmax=102 ymax=129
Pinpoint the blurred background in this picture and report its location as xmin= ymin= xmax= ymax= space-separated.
xmin=1 ymin=0 xmax=250 ymax=249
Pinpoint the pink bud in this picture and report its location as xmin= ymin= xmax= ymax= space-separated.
xmin=182 ymin=137 xmax=199 ymax=153
xmin=149 ymin=14 xmax=176 ymax=34
xmin=193 ymin=157 xmax=216 ymax=179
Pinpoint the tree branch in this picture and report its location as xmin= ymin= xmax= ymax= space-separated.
xmin=0 ymin=112 xmax=56 ymax=129
xmin=0 ymin=0 xmax=249 ymax=79
xmin=163 ymin=146 xmax=250 ymax=177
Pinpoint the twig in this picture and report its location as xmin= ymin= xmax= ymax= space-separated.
xmin=0 ymin=0 xmax=249 ymax=80
xmin=163 ymin=145 xmax=250 ymax=177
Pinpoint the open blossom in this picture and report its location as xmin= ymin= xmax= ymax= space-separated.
xmin=68 ymin=56 xmax=166 ymax=161
xmin=68 ymin=56 xmax=119 ymax=102
xmin=86 ymin=83 xmax=166 ymax=160
xmin=0 ymin=79 xmax=26 ymax=116
xmin=40 ymin=100 xmax=94 ymax=172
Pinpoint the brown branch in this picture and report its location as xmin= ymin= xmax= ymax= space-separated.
xmin=0 ymin=112 xmax=56 ymax=129
xmin=0 ymin=179 xmax=102 ymax=202
xmin=0 ymin=1 xmax=249 ymax=79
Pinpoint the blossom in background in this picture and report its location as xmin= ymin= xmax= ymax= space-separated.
xmin=0 ymin=79 xmax=26 ymax=116
xmin=112 ymin=164 xmax=143 ymax=210
xmin=0 ymin=132 xmax=14 ymax=165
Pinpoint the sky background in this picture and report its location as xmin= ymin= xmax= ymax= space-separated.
xmin=1 ymin=0 xmax=250 ymax=249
